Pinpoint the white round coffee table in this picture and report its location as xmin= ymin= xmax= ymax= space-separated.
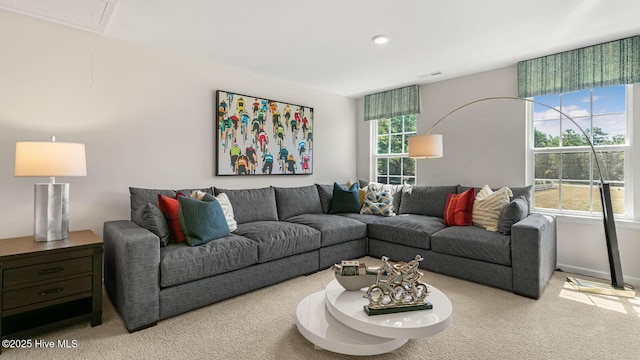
xmin=295 ymin=279 xmax=452 ymax=355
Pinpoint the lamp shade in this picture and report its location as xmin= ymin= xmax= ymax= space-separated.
xmin=15 ymin=141 xmax=87 ymax=177
xmin=408 ymin=134 xmax=443 ymax=159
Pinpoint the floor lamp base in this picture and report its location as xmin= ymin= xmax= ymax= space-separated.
xmin=566 ymin=277 xmax=635 ymax=298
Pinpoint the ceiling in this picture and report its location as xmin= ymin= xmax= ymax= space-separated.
xmin=3 ymin=0 xmax=640 ymax=98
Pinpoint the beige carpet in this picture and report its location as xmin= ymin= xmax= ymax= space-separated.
xmin=3 ymin=256 xmax=639 ymax=360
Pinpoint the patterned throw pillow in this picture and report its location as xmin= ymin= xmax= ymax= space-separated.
xmin=360 ymin=189 xmax=395 ymax=217
xmin=443 ymin=188 xmax=476 ymax=226
xmin=472 ymin=185 xmax=513 ymax=231
xmin=191 ymin=191 xmax=237 ymax=232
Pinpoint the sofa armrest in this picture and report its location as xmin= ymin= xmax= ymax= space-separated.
xmin=104 ymin=220 xmax=160 ymax=331
xmin=511 ymin=213 xmax=557 ymax=299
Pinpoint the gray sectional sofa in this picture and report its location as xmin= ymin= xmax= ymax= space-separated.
xmin=103 ymin=182 xmax=556 ymax=332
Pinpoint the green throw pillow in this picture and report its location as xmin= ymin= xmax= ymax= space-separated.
xmin=330 ymin=182 xmax=361 ymax=213
xmin=178 ymin=196 xmax=230 ymax=246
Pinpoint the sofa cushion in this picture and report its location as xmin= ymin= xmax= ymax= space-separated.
xmin=366 ymin=182 xmax=405 ymax=213
xmin=274 ymin=185 xmax=323 ymax=220
xmin=510 ymin=185 xmax=533 ymax=211
xmin=130 ymin=187 xmax=176 ymax=218
xmin=498 ymin=196 xmax=529 ymax=235
xmin=234 ymin=221 xmax=321 ymax=263
xmin=330 ymin=182 xmax=361 ymax=213
xmin=159 ymin=233 xmax=258 ymax=287
xmin=316 ymin=184 xmax=334 ymax=214
xmin=338 ymin=213 xmax=386 ymax=225
xmin=285 ymin=214 xmax=367 ymax=247
xmin=444 ymin=188 xmax=476 ymax=226
xmin=360 ymin=188 xmax=396 ymax=217
xmin=132 ymin=202 xmax=171 ymax=247
xmin=431 ymin=225 xmax=512 ymax=266
xmin=216 ymin=193 xmax=238 ymax=232
xmin=178 ymin=196 xmax=230 ymax=247
xmin=193 ymin=191 xmax=238 ymax=232
xmin=158 ymin=193 xmax=188 ymax=243
xmin=398 ymin=185 xmax=457 ymax=217
xmin=472 ymin=185 xmax=513 ymax=231
xmin=216 ymin=187 xmax=278 ymax=224
xmin=367 ymin=214 xmax=447 ymax=250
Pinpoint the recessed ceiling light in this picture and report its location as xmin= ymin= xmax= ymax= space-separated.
xmin=372 ymin=34 xmax=389 ymax=45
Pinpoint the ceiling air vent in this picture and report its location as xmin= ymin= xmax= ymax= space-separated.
xmin=0 ymin=0 xmax=119 ymax=33
xmin=417 ymin=71 xmax=443 ymax=79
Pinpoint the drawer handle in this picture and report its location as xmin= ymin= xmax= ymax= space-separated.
xmin=39 ymin=267 xmax=64 ymax=275
xmin=40 ymin=288 xmax=63 ymax=297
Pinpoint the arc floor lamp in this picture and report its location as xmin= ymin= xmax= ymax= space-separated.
xmin=408 ymin=96 xmax=634 ymax=297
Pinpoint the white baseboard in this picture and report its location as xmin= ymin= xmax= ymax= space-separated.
xmin=557 ymin=263 xmax=640 ymax=288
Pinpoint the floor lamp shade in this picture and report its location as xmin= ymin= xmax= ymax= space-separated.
xmin=408 ymin=134 xmax=443 ymax=159
xmin=15 ymin=139 xmax=87 ymax=241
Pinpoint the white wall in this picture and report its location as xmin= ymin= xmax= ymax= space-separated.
xmin=356 ymin=66 xmax=640 ymax=286
xmin=0 ymin=10 xmax=357 ymax=239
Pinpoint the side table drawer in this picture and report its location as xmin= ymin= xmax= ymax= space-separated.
xmin=3 ymin=256 xmax=92 ymax=288
xmin=2 ymin=276 xmax=93 ymax=311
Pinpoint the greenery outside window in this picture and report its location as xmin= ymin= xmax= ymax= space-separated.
xmin=530 ymin=85 xmax=630 ymax=215
xmin=374 ymin=114 xmax=416 ymax=185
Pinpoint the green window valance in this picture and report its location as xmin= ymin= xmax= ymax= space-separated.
xmin=518 ymin=35 xmax=640 ymax=98
xmin=364 ymin=85 xmax=421 ymax=121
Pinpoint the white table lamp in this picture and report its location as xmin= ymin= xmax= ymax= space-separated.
xmin=15 ymin=136 xmax=87 ymax=241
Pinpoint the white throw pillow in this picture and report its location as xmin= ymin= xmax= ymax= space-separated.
xmin=472 ymin=185 xmax=513 ymax=231
xmin=215 ymin=193 xmax=237 ymax=232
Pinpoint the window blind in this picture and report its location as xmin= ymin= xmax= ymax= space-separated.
xmin=364 ymin=85 xmax=421 ymax=121
xmin=518 ymin=35 xmax=640 ymax=98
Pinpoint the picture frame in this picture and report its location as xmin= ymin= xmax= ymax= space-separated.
xmin=215 ymin=90 xmax=313 ymax=176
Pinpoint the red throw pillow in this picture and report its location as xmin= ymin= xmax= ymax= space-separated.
xmin=158 ymin=193 xmax=187 ymax=243
xmin=444 ymin=188 xmax=476 ymax=226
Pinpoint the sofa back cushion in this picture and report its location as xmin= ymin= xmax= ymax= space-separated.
xmin=316 ymin=184 xmax=334 ymax=214
xmin=399 ymin=185 xmax=458 ymax=217
xmin=216 ymin=187 xmax=278 ymax=224
xmin=130 ymin=187 xmax=176 ymax=218
xmin=274 ymin=185 xmax=323 ymax=220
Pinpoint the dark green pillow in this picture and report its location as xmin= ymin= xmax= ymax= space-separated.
xmin=178 ymin=196 xmax=230 ymax=246
xmin=330 ymin=182 xmax=361 ymax=213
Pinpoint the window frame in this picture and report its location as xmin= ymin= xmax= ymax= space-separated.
xmin=526 ymin=85 xmax=633 ymax=218
xmin=370 ymin=114 xmax=417 ymax=185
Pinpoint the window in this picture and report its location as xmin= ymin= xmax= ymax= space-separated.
xmin=529 ymin=85 xmax=630 ymax=215
xmin=373 ymin=114 xmax=416 ymax=185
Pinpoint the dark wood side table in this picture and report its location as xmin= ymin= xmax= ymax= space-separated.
xmin=0 ymin=230 xmax=102 ymax=350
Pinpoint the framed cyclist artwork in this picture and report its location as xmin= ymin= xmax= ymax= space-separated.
xmin=215 ymin=90 xmax=313 ymax=176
